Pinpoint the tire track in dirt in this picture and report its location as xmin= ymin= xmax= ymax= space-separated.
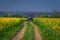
xmin=13 ymin=22 xmax=27 ymax=40
xmin=30 ymin=22 xmax=42 ymax=40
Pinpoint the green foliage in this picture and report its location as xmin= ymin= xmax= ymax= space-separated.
xmin=15 ymin=14 xmax=22 ymax=17
xmin=33 ymin=20 xmax=60 ymax=40
xmin=0 ymin=20 xmax=24 ymax=40
xmin=41 ymin=14 xmax=49 ymax=18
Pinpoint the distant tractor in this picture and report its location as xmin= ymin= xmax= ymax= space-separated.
xmin=27 ymin=12 xmax=34 ymax=21
xmin=27 ymin=14 xmax=33 ymax=21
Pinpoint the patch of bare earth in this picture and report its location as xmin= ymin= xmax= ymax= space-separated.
xmin=13 ymin=22 xmax=27 ymax=40
xmin=30 ymin=22 xmax=42 ymax=40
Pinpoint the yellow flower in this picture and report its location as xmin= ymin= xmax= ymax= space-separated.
xmin=0 ymin=26 xmax=3 ymax=30
xmin=52 ymin=25 xmax=59 ymax=30
xmin=0 ymin=18 xmax=24 ymax=30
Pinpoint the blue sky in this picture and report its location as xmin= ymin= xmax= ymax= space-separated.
xmin=0 ymin=0 xmax=60 ymax=12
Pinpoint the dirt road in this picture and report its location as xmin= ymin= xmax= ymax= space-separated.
xmin=30 ymin=22 xmax=42 ymax=40
xmin=13 ymin=22 xmax=27 ymax=40
xmin=13 ymin=22 xmax=42 ymax=40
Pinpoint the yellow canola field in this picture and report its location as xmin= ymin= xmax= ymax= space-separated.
xmin=0 ymin=18 xmax=26 ymax=30
xmin=34 ymin=18 xmax=60 ymax=35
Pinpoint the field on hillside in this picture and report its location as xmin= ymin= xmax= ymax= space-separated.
xmin=33 ymin=18 xmax=60 ymax=40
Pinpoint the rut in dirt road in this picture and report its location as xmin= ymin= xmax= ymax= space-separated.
xmin=13 ymin=22 xmax=27 ymax=40
xmin=30 ymin=22 xmax=42 ymax=40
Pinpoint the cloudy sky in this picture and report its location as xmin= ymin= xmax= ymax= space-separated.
xmin=0 ymin=0 xmax=60 ymax=12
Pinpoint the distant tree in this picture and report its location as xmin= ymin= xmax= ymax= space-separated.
xmin=51 ymin=10 xmax=60 ymax=18
xmin=41 ymin=13 xmax=49 ymax=18
xmin=3 ymin=13 xmax=13 ymax=17
xmin=15 ymin=14 xmax=22 ymax=17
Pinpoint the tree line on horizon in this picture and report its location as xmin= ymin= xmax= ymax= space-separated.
xmin=0 ymin=10 xmax=60 ymax=18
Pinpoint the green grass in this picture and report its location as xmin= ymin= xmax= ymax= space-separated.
xmin=21 ymin=21 xmax=34 ymax=40
xmin=0 ymin=20 xmax=24 ymax=40
xmin=33 ymin=20 xmax=60 ymax=40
